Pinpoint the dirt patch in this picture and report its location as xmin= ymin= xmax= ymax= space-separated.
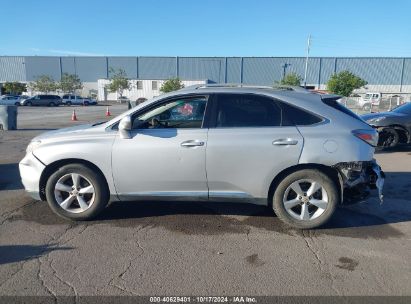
xmin=335 ymin=257 xmax=359 ymax=271
xmin=246 ymin=254 xmax=265 ymax=267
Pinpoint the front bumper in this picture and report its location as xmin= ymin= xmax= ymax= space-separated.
xmin=19 ymin=152 xmax=45 ymax=200
xmin=334 ymin=160 xmax=385 ymax=204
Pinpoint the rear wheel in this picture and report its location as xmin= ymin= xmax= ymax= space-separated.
xmin=26 ymin=101 xmax=32 ymax=106
xmin=49 ymin=102 xmax=56 ymax=107
xmin=272 ymin=169 xmax=338 ymax=229
xmin=14 ymin=102 xmax=20 ymax=106
xmin=45 ymin=164 xmax=109 ymax=220
xmin=66 ymin=101 xmax=72 ymax=106
xmin=83 ymin=101 xmax=89 ymax=106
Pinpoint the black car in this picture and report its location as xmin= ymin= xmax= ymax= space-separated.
xmin=361 ymin=102 xmax=411 ymax=147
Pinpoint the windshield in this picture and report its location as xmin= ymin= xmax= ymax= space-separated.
xmin=392 ymin=102 xmax=411 ymax=114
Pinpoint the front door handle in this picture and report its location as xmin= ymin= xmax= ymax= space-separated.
xmin=181 ymin=140 xmax=205 ymax=147
xmin=273 ymin=138 xmax=298 ymax=146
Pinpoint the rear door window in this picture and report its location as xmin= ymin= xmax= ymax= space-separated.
xmin=213 ymin=94 xmax=282 ymax=127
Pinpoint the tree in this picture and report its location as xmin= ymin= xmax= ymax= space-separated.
xmin=59 ymin=73 xmax=82 ymax=93
xmin=3 ymin=82 xmax=27 ymax=95
xmin=160 ymin=78 xmax=184 ymax=93
xmin=327 ymin=70 xmax=367 ymax=97
xmin=106 ymin=68 xmax=131 ymax=98
xmin=29 ymin=75 xmax=57 ymax=93
xmin=278 ymin=73 xmax=302 ymax=86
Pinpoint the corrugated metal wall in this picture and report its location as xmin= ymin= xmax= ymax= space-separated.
xmin=0 ymin=56 xmax=26 ymax=82
xmin=178 ymin=57 xmax=226 ymax=83
xmin=25 ymin=56 xmax=61 ymax=81
xmin=138 ymin=57 xmax=176 ymax=79
xmin=1 ymin=56 xmax=410 ymax=90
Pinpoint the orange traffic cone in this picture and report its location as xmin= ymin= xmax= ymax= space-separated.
xmin=71 ymin=110 xmax=78 ymax=121
xmin=106 ymin=106 xmax=111 ymax=117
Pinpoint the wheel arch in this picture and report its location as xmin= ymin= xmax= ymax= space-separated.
xmin=267 ymin=163 xmax=341 ymax=207
xmin=39 ymin=158 xmax=109 ymax=201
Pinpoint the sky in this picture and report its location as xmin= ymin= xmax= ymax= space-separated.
xmin=1 ymin=0 xmax=410 ymax=57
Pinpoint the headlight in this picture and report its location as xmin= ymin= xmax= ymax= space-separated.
xmin=26 ymin=140 xmax=42 ymax=153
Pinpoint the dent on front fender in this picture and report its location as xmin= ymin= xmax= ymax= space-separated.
xmin=33 ymin=136 xmax=118 ymax=197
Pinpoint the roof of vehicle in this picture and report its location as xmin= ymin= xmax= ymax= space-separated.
xmin=104 ymin=83 xmax=367 ymax=133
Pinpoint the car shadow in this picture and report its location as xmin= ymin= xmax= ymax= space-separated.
xmin=0 ymin=244 xmax=73 ymax=265
xmin=0 ymin=163 xmax=23 ymax=190
xmin=7 ymin=171 xmax=411 ymax=239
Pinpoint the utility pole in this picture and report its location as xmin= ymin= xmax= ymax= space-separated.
xmin=303 ymin=34 xmax=311 ymax=88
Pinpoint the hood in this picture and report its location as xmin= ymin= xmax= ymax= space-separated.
xmin=361 ymin=111 xmax=406 ymax=121
xmin=33 ymin=123 xmax=97 ymax=141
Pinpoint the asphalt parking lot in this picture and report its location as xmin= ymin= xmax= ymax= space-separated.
xmin=0 ymin=104 xmax=410 ymax=297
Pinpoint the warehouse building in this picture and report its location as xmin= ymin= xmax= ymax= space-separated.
xmin=0 ymin=56 xmax=410 ymax=99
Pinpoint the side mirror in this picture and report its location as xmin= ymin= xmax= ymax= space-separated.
xmin=119 ymin=115 xmax=132 ymax=139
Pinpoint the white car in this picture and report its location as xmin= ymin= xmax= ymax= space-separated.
xmin=62 ymin=94 xmax=97 ymax=106
xmin=0 ymin=95 xmax=21 ymax=106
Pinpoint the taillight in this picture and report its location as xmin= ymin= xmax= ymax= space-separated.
xmin=352 ymin=129 xmax=378 ymax=147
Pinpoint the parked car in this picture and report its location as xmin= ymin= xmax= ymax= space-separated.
xmin=21 ymin=95 xmax=62 ymax=107
xmin=362 ymin=102 xmax=411 ymax=148
xmin=358 ymin=92 xmax=382 ymax=111
xmin=19 ymin=85 xmax=384 ymax=229
xmin=62 ymin=94 xmax=97 ymax=106
xmin=0 ymin=95 xmax=20 ymax=106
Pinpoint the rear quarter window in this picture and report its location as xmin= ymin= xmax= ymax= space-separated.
xmin=280 ymin=102 xmax=323 ymax=126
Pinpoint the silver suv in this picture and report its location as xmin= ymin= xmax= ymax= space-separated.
xmin=19 ymin=85 xmax=384 ymax=229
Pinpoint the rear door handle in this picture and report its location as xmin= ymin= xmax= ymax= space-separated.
xmin=181 ymin=140 xmax=205 ymax=147
xmin=273 ymin=138 xmax=298 ymax=146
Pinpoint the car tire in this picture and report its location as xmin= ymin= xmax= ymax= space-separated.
xmin=49 ymin=102 xmax=56 ymax=107
xmin=84 ymin=101 xmax=89 ymax=106
xmin=14 ymin=102 xmax=20 ymax=106
xmin=26 ymin=101 xmax=32 ymax=106
xmin=378 ymin=127 xmax=399 ymax=148
xmin=272 ymin=169 xmax=339 ymax=229
xmin=45 ymin=164 xmax=109 ymax=221
xmin=66 ymin=101 xmax=72 ymax=106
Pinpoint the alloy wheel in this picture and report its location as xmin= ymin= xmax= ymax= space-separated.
xmin=282 ymin=179 xmax=329 ymax=221
xmin=54 ymin=173 xmax=95 ymax=213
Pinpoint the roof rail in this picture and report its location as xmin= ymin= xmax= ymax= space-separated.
xmin=178 ymin=83 xmax=314 ymax=93
xmin=192 ymin=83 xmax=274 ymax=89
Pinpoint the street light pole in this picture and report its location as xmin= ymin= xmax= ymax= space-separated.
xmin=303 ymin=34 xmax=311 ymax=88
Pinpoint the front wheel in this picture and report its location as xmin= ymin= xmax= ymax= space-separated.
xmin=272 ymin=169 xmax=339 ymax=229
xmin=378 ymin=128 xmax=399 ymax=148
xmin=15 ymin=102 xmax=20 ymax=106
xmin=45 ymin=164 xmax=109 ymax=220
xmin=26 ymin=101 xmax=32 ymax=106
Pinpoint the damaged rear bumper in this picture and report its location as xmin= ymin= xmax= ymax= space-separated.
xmin=334 ymin=160 xmax=385 ymax=204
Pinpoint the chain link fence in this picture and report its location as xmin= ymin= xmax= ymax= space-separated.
xmin=339 ymin=95 xmax=411 ymax=115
